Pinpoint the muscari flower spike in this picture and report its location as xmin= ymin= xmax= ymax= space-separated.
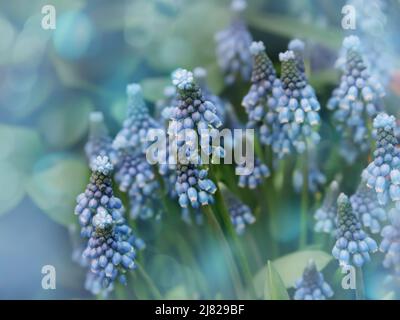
xmin=273 ymin=49 xmax=321 ymax=157
xmin=327 ymin=36 xmax=385 ymax=164
xmin=214 ymin=0 xmax=253 ymax=85
xmin=168 ymin=68 xmax=222 ymax=209
xmin=288 ymin=39 xmax=306 ymax=81
xmin=350 ymin=175 xmax=387 ymax=234
xmin=332 ymin=193 xmax=378 ymax=267
xmin=294 ymin=260 xmax=334 ymax=300
xmin=242 ymin=41 xmax=282 ymax=146
xmin=113 ymin=83 xmax=161 ymax=154
xmin=362 ymin=113 xmax=400 ymax=207
xmin=237 ymin=158 xmax=270 ymax=189
xmin=85 ymin=112 xmax=115 ymax=167
xmin=114 ymin=150 xmax=161 ymax=220
xmin=75 ymin=156 xmax=139 ymax=294
xmin=380 ymin=208 xmax=400 ymax=275
xmin=314 ymin=180 xmax=340 ymax=234
xmin=223 ymin=189 xmax=255 ymax=235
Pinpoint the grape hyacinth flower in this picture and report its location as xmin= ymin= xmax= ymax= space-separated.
xmin=75 ymin=156 xmax=138 ymax=294
xmin=193 ymin=67 xmax=226 ymax=125
xmin=237 ymin=158 xmax=270 ymax=189
xmin=332 ymin=193 xmax=378 ymax=267
xmin=113 ymin=83 xmax=161 ymax=155
xmin=350 ymin=177 xmax=387 ymax=234
xmin=85 ymin=112 xmax=114 ymax=167
xmin=327 ymin=36 xmax=385 ymax=163
xmin=223 ymin=190 xmax=255 ymax=235
xmin=273 ymin=50 xmax=321 ymax=157
xmin=214 ymin=0 xmax=252 ymax=85
xmin=155 ymin=85 xmax=177 ymax=125
xmin=114 ymin=150 xmax=161 ymax=220
xmin=241 ymin=41 xmax=281 ymax=145
xmin=314 ymin=180 xmax=340 ymax=234
xmin=380 ymin=208 xmax=400 ymax=275
xmin=288 ymin=39 xmax=306 ymax=80
xmin=294 ymin=260 xmax=334 ymax=300
xmin=362 ymin=113 xmax=400 ymax=207
xmin=167 ymin=68 xmax=222 ymax=209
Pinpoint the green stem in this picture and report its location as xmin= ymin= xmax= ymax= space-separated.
xmin=203 ymin=205 xmax=244 ymax=298
xmin=136 ymin=262 xmax=163 ymax=299
xmin=299 ymin=151 xmax=309 ymax=249
xmin=355 ymin=267 xmax=365 ymax=300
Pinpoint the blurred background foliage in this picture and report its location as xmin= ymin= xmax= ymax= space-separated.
xmin=0 ymin=0 xmax=399 ymax=299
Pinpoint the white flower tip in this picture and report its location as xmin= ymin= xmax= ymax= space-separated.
xmin=193 ymin=67 xmax=207 ymax=79
xmin=91 ymin=156 xmax=113 ymax=175
xmin=89 ymin=111 xmax=104 ymax=123
xmin=279 ymin=50 xmax=295 ymax=62
xmin=249 ymin=41 xmax=265 ymax=55
xmin=172 ymin=68 xmax=194 ymax=88
xmin=373 ymin=113 xmax=396 ymax=129
xmin=337 ymin=193 xmax=349 ymax=205
xmin=343 ymin=35 xmax=360 ymax=50
xmin=231 ymin=0 xmax=247 ymax=12
xmin=288 ymin=39 xmax=305 ymax=52
xmin=126 ymin=83 xmax=142 ymax=97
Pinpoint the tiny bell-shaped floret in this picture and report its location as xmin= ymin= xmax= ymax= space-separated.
xmin=314 ymin=180 xmax=340 ymax=234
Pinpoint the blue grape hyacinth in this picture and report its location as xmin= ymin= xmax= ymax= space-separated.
xmin=380 ymin=208 xmax=400 ymax=275
xmin=350 ymin=176 xmax=387 ymax=234
xmin=332 ymin=193 xmax=378 ymax=267
xmin=273 ymin=50 xmax=321 ymax=157
xmin=362 ymin=113 xmax=400 ymax=207
xmin=223 ymin=189 xmax=255 ymax=235
xmin=294 ymin=260 xmax=334 ymax=300
xmin=288 ymin=39 xmax=306 ymax=80
xmin=75 ymin=156 xmax=138 ymax=294
xmin=237 ymin=158 xmax=270 ymax=189
xmin=314 ymin=180 xmax=340 ymax=234
xmin=214 ymin=0 xmax=252 ymax=85
xmin=327 ymin=36 xmax=385 ymax=164
xmin=85 ymin=112 xmax=115 ymax=167
xmin=113 ymin=83 xmax=161 ymax=155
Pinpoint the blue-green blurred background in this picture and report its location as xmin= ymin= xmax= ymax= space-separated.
xmin=0 ymin=0 xmax=399 ymax=299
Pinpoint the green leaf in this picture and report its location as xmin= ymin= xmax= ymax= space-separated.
xmin=264 ymin=261 xmax=290 ymax=300
xmin=140 ymin=77 xmax=171 ymax=103
xmin=26 ymin=154 xmax=89 ymax=226
xmin=37 ymin=97 xmax=93 ymax=149
xmin=0 ymin=161 xmax=25 ymax=216
xmin=381 ymin=291 xmax=396 ymax=300
xmin=164 ymin=285 xmax=188 ymax=300
xmin=247 ymin=13 xmax=342 ymax=50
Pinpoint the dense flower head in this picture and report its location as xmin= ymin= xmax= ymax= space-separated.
xmin=113 ymin=83 xmax=161 ymax=154
xmin=115 ymin=151 xmax=161 ymax=220
xmin=314 ymin=180 xmax=340 ymax=234
xmin=294 ymin=260 xmax=334 ymax=300
xmin=176 ymin=164 xmax=216 ymax=209
xmin=362 ymin=113 xmax=400 ymax=207
xmin=272 ymin=49 xmax=320 ymax=156
xmin=327 ymin=36 xmax=385 ymax=163
xmin=350 ymin=177 xmax=387 ymax=234
xmin=380 ymin=208 xmax=400 ymax=275
xmin=288 ymin=39 xmax=306 ymax=80
xmin=237 ymin=158 xmax=270 ymax=189
xmin=193 ymin=67 xmax=226 ymax=125
xmin=156 ymin=85 xmax=177 ymax=124
xmin=214 ymin=0 xmax=252 ymax=85
xmin=85 ymin=112 xmax=115 ymax=167
xmin=332 ymin=193 xmax=378 ymax=267
xmin=242 ymin=41 xmax=281 ymax=146
xmin=224 ymin=190 xmax=255 ymax=234
xmin=74 ymin=156 xmax=139 ymax=294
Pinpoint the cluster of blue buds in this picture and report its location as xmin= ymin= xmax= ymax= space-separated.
xmin=332 ymin=193 xmax=378 ymax=267
xmin=350 ymin=176 xmax=387 ymax=234
xmin=327 ymin=36 xmax=385 ymax=164
xmin=114 ymin=151 xmax=161 ymax=220
xmin=224 ymin=190 xmax=255 ymax=235
xmin=273 ymin=49 xmax=321 ymax=157
xmin=85 ymin=112 xmax=115 ymax=167
xmin=74 ymin=156 xmax=140 ymax=294
xmin=288 ymin=39 xmax=307 ymax=81
xmin=294 ymin=260 xmax=334 ymax=300
xmin=214 ymin=0 xmax=253 ymax=85
xmin=362 ymin=113 xmax=400 ymax=207
xmin=167 ymin=68 xmax=223 ymax=208
xmin=156 ymin=85 xmax=177 ymax=124
xmin=237 ymin=158 xmax=270 ymax=189
xmin=113 ymin=83 xmax=161 ymax=154
xmin=380 ymin=208 xmax=400 ymax=275
xmin=314 ymin=180 xmax=340 ymax=234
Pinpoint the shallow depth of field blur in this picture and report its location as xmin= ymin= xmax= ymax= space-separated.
xmin=1 ymin=0 xmax=400 ymax=300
